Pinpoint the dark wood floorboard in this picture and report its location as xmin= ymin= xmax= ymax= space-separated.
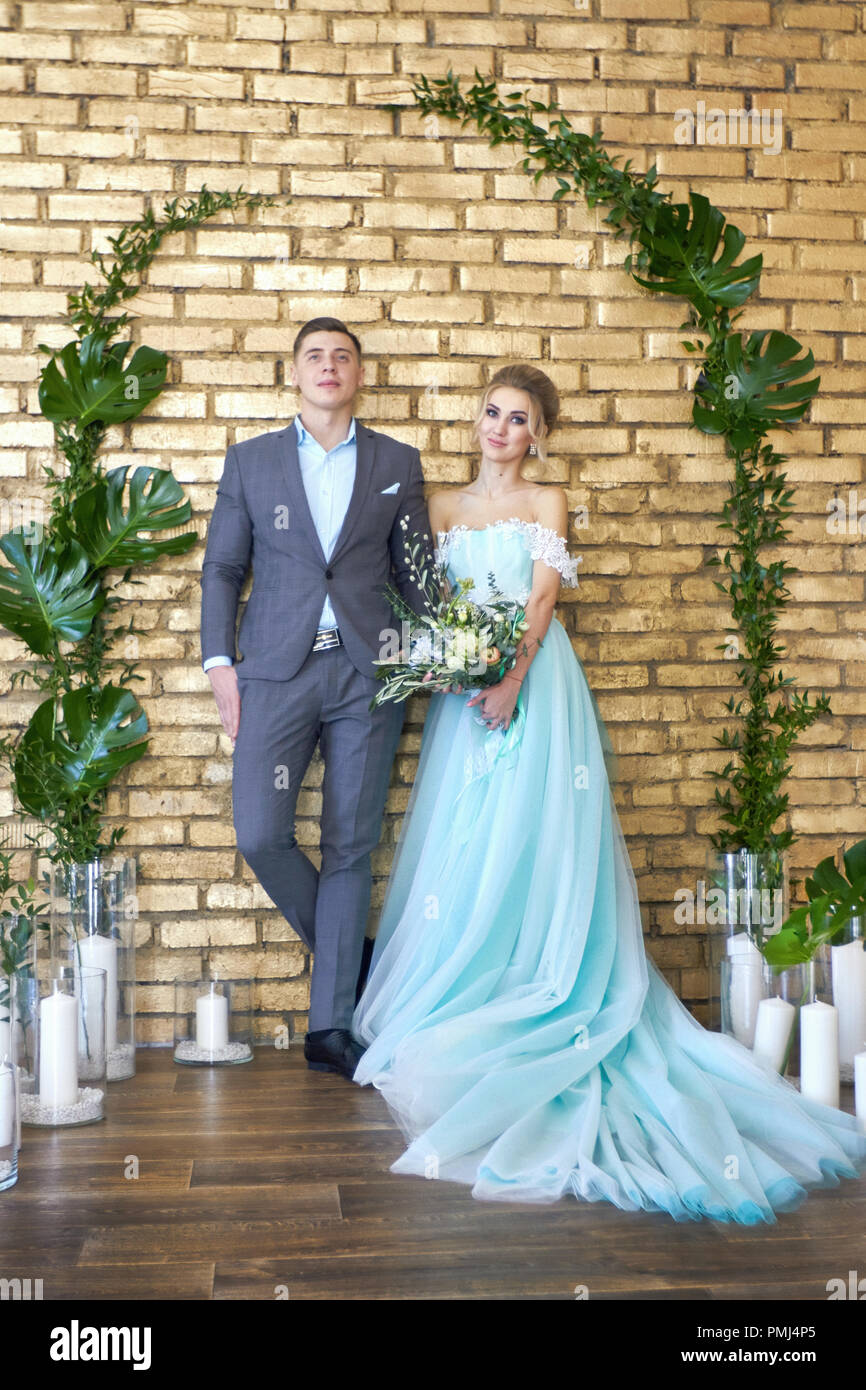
xmin=2 ymin=1047 xmax=864 ymax=1299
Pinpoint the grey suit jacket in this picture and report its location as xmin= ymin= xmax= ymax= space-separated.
xmin=200 ymin=416 xmax=434 ymax=681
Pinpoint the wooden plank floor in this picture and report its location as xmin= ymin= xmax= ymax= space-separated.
xmin=3 ymin=1047 xmax=865 ymax=1300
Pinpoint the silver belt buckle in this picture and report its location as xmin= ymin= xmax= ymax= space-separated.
xmin=312 ymin=626 xmax=341 ymax=652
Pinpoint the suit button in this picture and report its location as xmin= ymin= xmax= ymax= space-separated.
xmin=325 ymin=568 xmax=333 ymax=579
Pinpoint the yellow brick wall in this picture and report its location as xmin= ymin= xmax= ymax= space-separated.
xmin=1 ymin=0 xmax=865 ymax=1036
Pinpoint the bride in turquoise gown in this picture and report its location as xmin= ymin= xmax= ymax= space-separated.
xmin=351 ymin=365 xmax=866 ymax=1223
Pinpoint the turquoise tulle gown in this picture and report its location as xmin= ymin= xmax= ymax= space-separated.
xmin=351 ymin=518 xmax=866 ymax=1223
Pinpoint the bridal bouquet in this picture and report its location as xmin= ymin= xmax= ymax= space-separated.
xmin=369 ymin=523 xmax=530 ymax=710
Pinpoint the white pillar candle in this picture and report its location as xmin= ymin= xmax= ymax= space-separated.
xmin=855 ymin=1051 xmax=866 ymax=1131
xmin=39 ymin=989 xmax=78 ymax=1109
xmin=800 ymin=999 xmax=840 ymax=1109
xmin=76 ymin=933 xmax=118 ymax=1052
xmin=0 ymin=1061 xmax=14 ymax=1149
xmin=196 ymin=992 xmax=228 ymax=1050
xmin=726 ymin=934 xmax=764 ymax=1047
xmin=831 ymin=937 xmax=866 ymax=1069
xmin=753 ymin=996 xmax=796 ymax=1073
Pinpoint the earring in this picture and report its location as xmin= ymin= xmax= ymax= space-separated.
xmin=528 ymin=442 xmax=537 ymax=456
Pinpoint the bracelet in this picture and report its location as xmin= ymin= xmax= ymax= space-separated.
xmin=504 ymin=673 xmax=523 ymax=685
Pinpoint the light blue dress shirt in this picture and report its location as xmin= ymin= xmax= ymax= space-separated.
xmin=203 ymin=414 xmax=357 ymax=671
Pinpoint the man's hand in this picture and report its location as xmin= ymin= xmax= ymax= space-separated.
xmin=207 ymin=665 xmax=241 ymax=745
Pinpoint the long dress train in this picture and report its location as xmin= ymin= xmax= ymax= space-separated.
xmin=351 ymin=518 xmax=866 ymax=1223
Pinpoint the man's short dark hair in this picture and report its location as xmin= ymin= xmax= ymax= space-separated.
xmin=292 ymin=317 xmax=362 ymax=361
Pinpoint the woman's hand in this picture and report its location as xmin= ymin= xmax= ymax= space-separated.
xmin=466 ymin=680 xmax=519 ymax=730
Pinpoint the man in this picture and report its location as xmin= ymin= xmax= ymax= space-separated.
xmin=200 ymin=317 xmax=433 ymax=1080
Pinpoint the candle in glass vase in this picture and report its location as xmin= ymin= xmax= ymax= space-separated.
xmin=195 ymin=991 xmax=228 ymax=1050
xmin=75 ymin=933 xmax=118 ymax=1052
xmin=831 ymin=937 xmax=866 ymax=1071
xmin=726 ymin=934 xmax=764 ymax=1046
xmin=39 ymin=988 xmax=78 ymax=1109
xmin=800 ymin=999 xmax=839 ymax=1108
xmin=0 ymin=1013 xmax=9 ymax=1064
xmin=753 ymin=996 xmax=796 ymax=1073
xmin=0 ymin=1061 xmax=13 ymax=1149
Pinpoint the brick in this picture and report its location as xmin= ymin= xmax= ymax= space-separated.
xmin=363 ymin=200 xmax=457 ymax=229
xmin=254 ymin=74 xmax=351 ymax=105
xmin=348 ymin=138 xmax=446 ymax=168
xmin=290 ymin=170 xmax=384 ymax=197
xmin=359 ymin=266 xmax=450 ymax=291
xmin=23 ymin=3 xmax=126 ymax=28
xmin=189 ymin=40 xmax=281 ymax=70
xmin=148 ymin=69 xmax=245 ymax=99
xmin=392 ymin=294 xmax=484 ymax=323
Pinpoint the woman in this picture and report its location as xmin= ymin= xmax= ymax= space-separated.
xmin=351 ymin=364 xmax=866 ymax=1223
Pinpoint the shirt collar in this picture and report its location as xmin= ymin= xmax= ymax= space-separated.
xmin=294 ymin=414 xmax=356 ymax=450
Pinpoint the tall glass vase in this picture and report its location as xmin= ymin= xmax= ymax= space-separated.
xmin=751 ymin=959 xmax=805 ymax=1080
xmin=19 ymin=964 xmax=106 ymax=1127
xmin=0 ymin=971 xmax=21 ymax=1191
xmin=706 ymin=847 xmax=789 ymax=1038
xmin=48 ymin=855 xmax=137 ymax=1081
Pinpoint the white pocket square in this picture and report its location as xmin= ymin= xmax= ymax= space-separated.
xmin=380 ymin=482 xmax=400 ymax=494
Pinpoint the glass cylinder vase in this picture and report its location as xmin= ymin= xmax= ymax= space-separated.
xmin=173 ymin=977 xmax=252 ymax=1066
xmin=751 ymin=960 xmax=805 ymax=1080
xmin=19 ymin=964 xmax=106 ymax=1127
xmin=0 ymin=971 xmax=20 ymax=1191
xmin=49 ymin=856 xmax=136 ymax=1081
xmin=706 ymin=847 xmax=789 ymax=1035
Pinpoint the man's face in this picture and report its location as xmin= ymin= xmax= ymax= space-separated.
xmin=290 ymin=331 xmax=364 ymax=411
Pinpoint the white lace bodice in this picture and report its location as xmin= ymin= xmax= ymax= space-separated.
xmin=433 ymin=517 xmax=582 ymax=604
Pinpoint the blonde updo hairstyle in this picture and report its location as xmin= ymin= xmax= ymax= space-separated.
xmin=472 ymin=364 xmax=560 ymax=465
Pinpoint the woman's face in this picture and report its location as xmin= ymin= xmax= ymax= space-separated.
xmin=476 ymin=386 xmax=535 ymax=464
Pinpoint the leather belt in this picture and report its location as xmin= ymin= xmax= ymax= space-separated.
xmin=311 ymin=625 xmax=342 ymax=652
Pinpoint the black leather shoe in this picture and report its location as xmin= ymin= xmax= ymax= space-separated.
xmin=303 ymin=1028 xmax=365 ymax=1081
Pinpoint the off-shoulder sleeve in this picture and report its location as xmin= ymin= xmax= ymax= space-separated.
xmin=526 ymin=523 xmax=583 ymax=587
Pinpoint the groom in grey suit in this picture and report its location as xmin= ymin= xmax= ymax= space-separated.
xmin=200 ymin=317 xmax=433 ymax=1079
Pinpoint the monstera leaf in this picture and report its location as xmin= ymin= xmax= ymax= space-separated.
xmin=0 ymin=531 xmax=104 ymax=654
xmin=632 ymin=192 xmax=762 ymax=315
xmin=693 ymin=330 xmax=820 ymax=451
xmin=65 ymin=464 xmax=198 ymax=569
xmin=763 ymin=838 xmax=866 ymax=968
xmin=13 ymin=686 xmax=148 ymax=818
xmin=38 ymin=328 xmax=167 ymax=427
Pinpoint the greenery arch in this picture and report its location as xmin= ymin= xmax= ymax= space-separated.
xmin=406 ymin=70 xmax=830 ymax=861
